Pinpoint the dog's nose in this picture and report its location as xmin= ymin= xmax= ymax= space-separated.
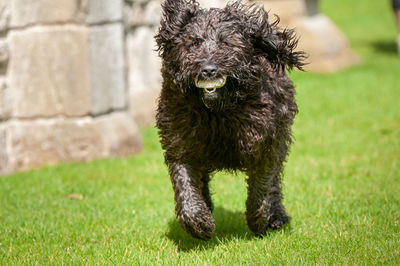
xmin=201 ymin=64 xmax=218 ymax=79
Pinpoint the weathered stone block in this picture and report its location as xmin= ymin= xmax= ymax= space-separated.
xmin=86 ymin=0 xmax=123 ymax=24
xmin=127 ymin=26 xmax=161 ymax=126
xmin=4 ymin=113 xmax=141 ymax=173
xmin=94 ymin=112 xmax=142 ymax=156
xmin=9 ymin=0 xmax=86 ymax=28
xmin=5 ymin=118 xmax=102 ymax=172
xmin=8 ymin=26 xmax=91 ymax=118
xmin=127 ymin=26 xmax=161 ymax=94
xmin=89 ymin=23 xmax=126 ymax=115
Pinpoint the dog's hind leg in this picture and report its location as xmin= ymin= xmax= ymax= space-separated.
xmin=245 ymin=163 xmax=290 ymax=235
xmin=168 ymin=163 xmax=215 ymax=240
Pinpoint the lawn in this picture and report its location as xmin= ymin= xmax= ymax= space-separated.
xmin=1 ymin=0 xmax=400 ymax=264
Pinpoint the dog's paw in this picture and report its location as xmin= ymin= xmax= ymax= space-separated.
xmin=179 ymin=210 xmax=215 ymax=240
xmin=266 ymin=212 xmax=290 ymax=230
xmin=247 ymin=211 xmax=290 ymax=235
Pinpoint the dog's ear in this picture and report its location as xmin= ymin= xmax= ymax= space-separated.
xmin=249 ymin=7 xmax=306 ymax=71
xmin=155 ymin=0 xmax=199 ymax=57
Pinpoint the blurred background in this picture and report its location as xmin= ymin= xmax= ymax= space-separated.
xmin=0 ymin=0 xmax=397 ymax=175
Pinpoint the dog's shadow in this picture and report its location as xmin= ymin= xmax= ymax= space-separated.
xmin=165 ymin=206 xmax=291 ymax=252
xmin=370 ymin=40 xmax=398 ymax=55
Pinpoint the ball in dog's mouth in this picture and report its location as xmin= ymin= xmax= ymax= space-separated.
xmin=195 ymin=76 xmax=227 ymax=94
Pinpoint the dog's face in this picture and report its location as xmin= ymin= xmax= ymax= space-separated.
xmin=179 ymin=7 xmax=258 ymax=110
xmin=156 ymin=0 xmax=305 ymax=111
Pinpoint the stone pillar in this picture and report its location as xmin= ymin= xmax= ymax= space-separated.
xmin=0 ymin=0 xmax=141 ymax=175
xmin=252 ymin=0 xmax=360 ymax=73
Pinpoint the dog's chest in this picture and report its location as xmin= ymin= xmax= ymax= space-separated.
xmin=185 ymin=112 xmax=268 ymax=170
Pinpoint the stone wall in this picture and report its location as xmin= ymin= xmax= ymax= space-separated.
xmin=0 ymin=0 xmax=141 ymax=175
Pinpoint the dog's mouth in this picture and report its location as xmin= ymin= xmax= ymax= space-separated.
xmin=195 ymin=76 xmax=227 ymax=94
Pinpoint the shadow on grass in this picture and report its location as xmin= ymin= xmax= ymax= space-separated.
xmin=165 ymin=206 xmax=292 ymax=252
xmin=370 ymin=40 xmax=398 ymax=55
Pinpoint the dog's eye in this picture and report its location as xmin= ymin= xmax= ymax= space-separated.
xmin=192 ymin=42 xmax=200 ymax=49
xmin=220 ymin=42 xmax=228 ymax=48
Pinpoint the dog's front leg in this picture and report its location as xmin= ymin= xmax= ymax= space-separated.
xmin=245 ymin=166 xmax=290 ymax=235
xmin=168 ymin=162 xmax=215 ymax=240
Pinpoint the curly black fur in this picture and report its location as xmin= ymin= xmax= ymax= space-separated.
xmin=155 ymin=0 xmax=306 ymax=240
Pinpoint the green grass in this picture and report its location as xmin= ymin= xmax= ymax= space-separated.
xmin=1 ymin=0 xmax=400 ymax=264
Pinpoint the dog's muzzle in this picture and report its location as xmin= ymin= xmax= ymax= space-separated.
xmin=194 ymin=76 xmax=227 ymax=94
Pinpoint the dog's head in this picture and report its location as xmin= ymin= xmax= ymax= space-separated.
xmin=155 ymin=0 xmax=305 ymax=111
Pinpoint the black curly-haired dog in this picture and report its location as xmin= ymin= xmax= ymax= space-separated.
xmin=155 ymin=0 xmax=305 ymax=240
